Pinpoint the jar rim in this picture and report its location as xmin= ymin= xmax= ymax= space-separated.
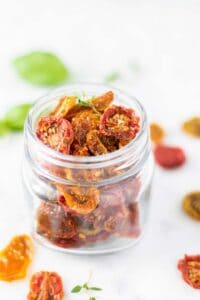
xmin=26 ymin=82 xmax=148 ymax=168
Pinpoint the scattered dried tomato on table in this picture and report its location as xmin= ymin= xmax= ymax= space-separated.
xmin=182 ymin=191 xmax=200 ymax=221
xmin=178 ymin=255 xmax=200 ymax=289
xmin=27 ymin=271 xmax=64 ymax=300
xmin=35 ymin=91 xmax=141 ymax=248
xmin=0 ymin=235 xmax=33 ymax=281
xmin=154 ymin=144 xmax=186 ymax=169
xmin=182 ymin=117 xmax=200 ymax=138
xmin=150 ymin=122 xmax=165 ymax=143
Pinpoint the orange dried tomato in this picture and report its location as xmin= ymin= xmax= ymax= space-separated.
xmin=182 ymin=191 xmax=200 ymax=221
xmin=36 ymin=116 xmax=74 ymax=154
xmin=0 ymin=235 xmax=33 ymax=281
xmin=178 ymin=255 xmax=200 ymax=289
xmin=100 ymin=105 xmax=140 ymax=141
xmin=150 ymin=123 xmax=165 ymax=143
xmin=37 ymin=201 xmax=77 ymax=240
xmin=86 ymin=130 xmax=108 ymax=155
xmin=182 ymin=117 xmax=200 ymax=138
xmin=72 ymin=109 xmax=100 ymax=146
xmin=27 ymin=271 xmax=64 ymax=300
xmin=92 ymin=91 xmax=114 ymax=112
xmin=154 ymin=144 xmax=186 ymax=168
xmin=57 ymin=186 xmax=99 ymax=215
xmin=50 ymin=96 xmax=76 ymax=117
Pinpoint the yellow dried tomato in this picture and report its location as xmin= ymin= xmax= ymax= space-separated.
xmin=0 ymin=235 xmax=33 ymax=281
xmin=92 ymin=91 xmax=114 ymax=112
xmin=58 ymin=186 xmax=99 ymax=214
xmin=150 ymin=123 xmax=165 ymax=143
xmin=183 ymin=191 xmax=200 ymax=221
xmin=50 ymin=95 xmax=76 ymax=117
xmin=182 ymin=117 xmax=200 ymax=138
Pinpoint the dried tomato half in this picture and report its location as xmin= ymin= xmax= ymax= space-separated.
xmin=50 ymin=95 xmax=76 ymax=117
xmin=150 ymin=122 xmax=165 ymax=143
xmin=178 ymin=255 xmax=200 ymax=289
xmin=0 ymin=235 xmax=33 ymax=281
xmin=36 ymin=116 xmax=74 ymax=154
xmin=57 ymin=186 xmax=100 ymax=215
xmin=154 ymin=144 xmax=186 ymax=168
xmin=27 ymin=271 xmax=64 ymax=300
xmin=92 ymin=91 xmax=114 ymax=112
xmin=72 ymin=109 xmax=100 ymax=146
xmin=182 ymin=117 xmax=200 ymax=138
xmin=70 ymin=141 xmax=90 ymax=156
xmin=86 ymin=130 xmax=108 ymax=155
xmin=100 ymin=105 xmax=140 ymax=141
xmin=182 ymin=191 xmax=200 ymax=221
xmin=37 ymin=201 xmax=77 ymax=240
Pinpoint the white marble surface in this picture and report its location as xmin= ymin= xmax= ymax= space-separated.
xmin=0 ymin=0 xmax=200 ymax=299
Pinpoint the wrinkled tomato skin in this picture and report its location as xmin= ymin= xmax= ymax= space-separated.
xmin=36 ymin=116 xmax=74 ymax=154
xmin=178 ymin=255 xmax=200 ymax=289
xmin=154 ymin=144 xmax=186 ymax=168
xmin=100 ymin=105 xmax=140 ymax=141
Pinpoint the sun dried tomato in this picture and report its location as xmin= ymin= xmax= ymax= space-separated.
xmin=70 ymin=141 xmax=90 ymax=156
xmin=37 ymin=201 xmax=77 ymax=240
xmin=92 ymin=91 xmax=114 ymax=112
xmin=182 ymin=117 xmax=200 ymax=138
xmin=150 ymin=122 xmax=165 ymax=143
xmin=182 ymin=191 xmax=200 ymax=221
xmin=178 ymin=255 xmax=200 ymax=289
xmin=100 ymin=134 xmax=118 ymax=152
xmin=50 ymin=96 xmax=76 ymax=117
xmin=53 ymin=236 xmax=84 ymax=248
xmin=27 ymin=271 xmax=64 ymax=300
xmin=154 ymin=144 xmax=186 ymax=168
xmin=100 ymin=105 xmax=140 ymax=141
xmin=0 ymin=235 xmax=33 ymax=281
xmin=86 ymin=130 xmax=108 ymax=155
xmin=57 ymin=186 xmax=100 ymax=215
xmin=36 ymin=116 xmax=74 ymax=154
xmin=72 ymin=109 xmax=100 ymax=146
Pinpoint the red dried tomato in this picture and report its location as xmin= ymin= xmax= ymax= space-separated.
xmin=154 ymin=144 xmax=186 ymax=168
xmin=37 ymin=201 xmax=77 ymax=240
xmin=27 ymin=271 xmax=64 ymax=300
xmin=100 ymin=105 xmax=140 ymax=140
xmin=36 ymin=116 xmax=74 ymax=154
xmin=178 ymin=255 xmax=200 ymax=289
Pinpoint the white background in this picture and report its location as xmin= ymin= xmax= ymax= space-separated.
xmin=0 ymin=0 xmax=200 ymax=299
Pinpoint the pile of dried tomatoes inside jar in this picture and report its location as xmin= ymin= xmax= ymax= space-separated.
xmin=35 ymin=91 xmax=141 ymax=248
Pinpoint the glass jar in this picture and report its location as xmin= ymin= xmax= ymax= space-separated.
xmin=22 ymin=83 xmax=154 ymax=254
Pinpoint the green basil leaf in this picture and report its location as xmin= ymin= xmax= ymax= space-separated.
xmin=89 ymin=297 xmax=96 ymax=300
xmin=4 ymin=103 xmax=32 ymax=131
xmin=71 ymin=285 xmax=82 ymax=293
xmin=0 ymin=119 xmax=10 ymax=136
xmin=14 ymin=51 xmax=70 ymax=86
